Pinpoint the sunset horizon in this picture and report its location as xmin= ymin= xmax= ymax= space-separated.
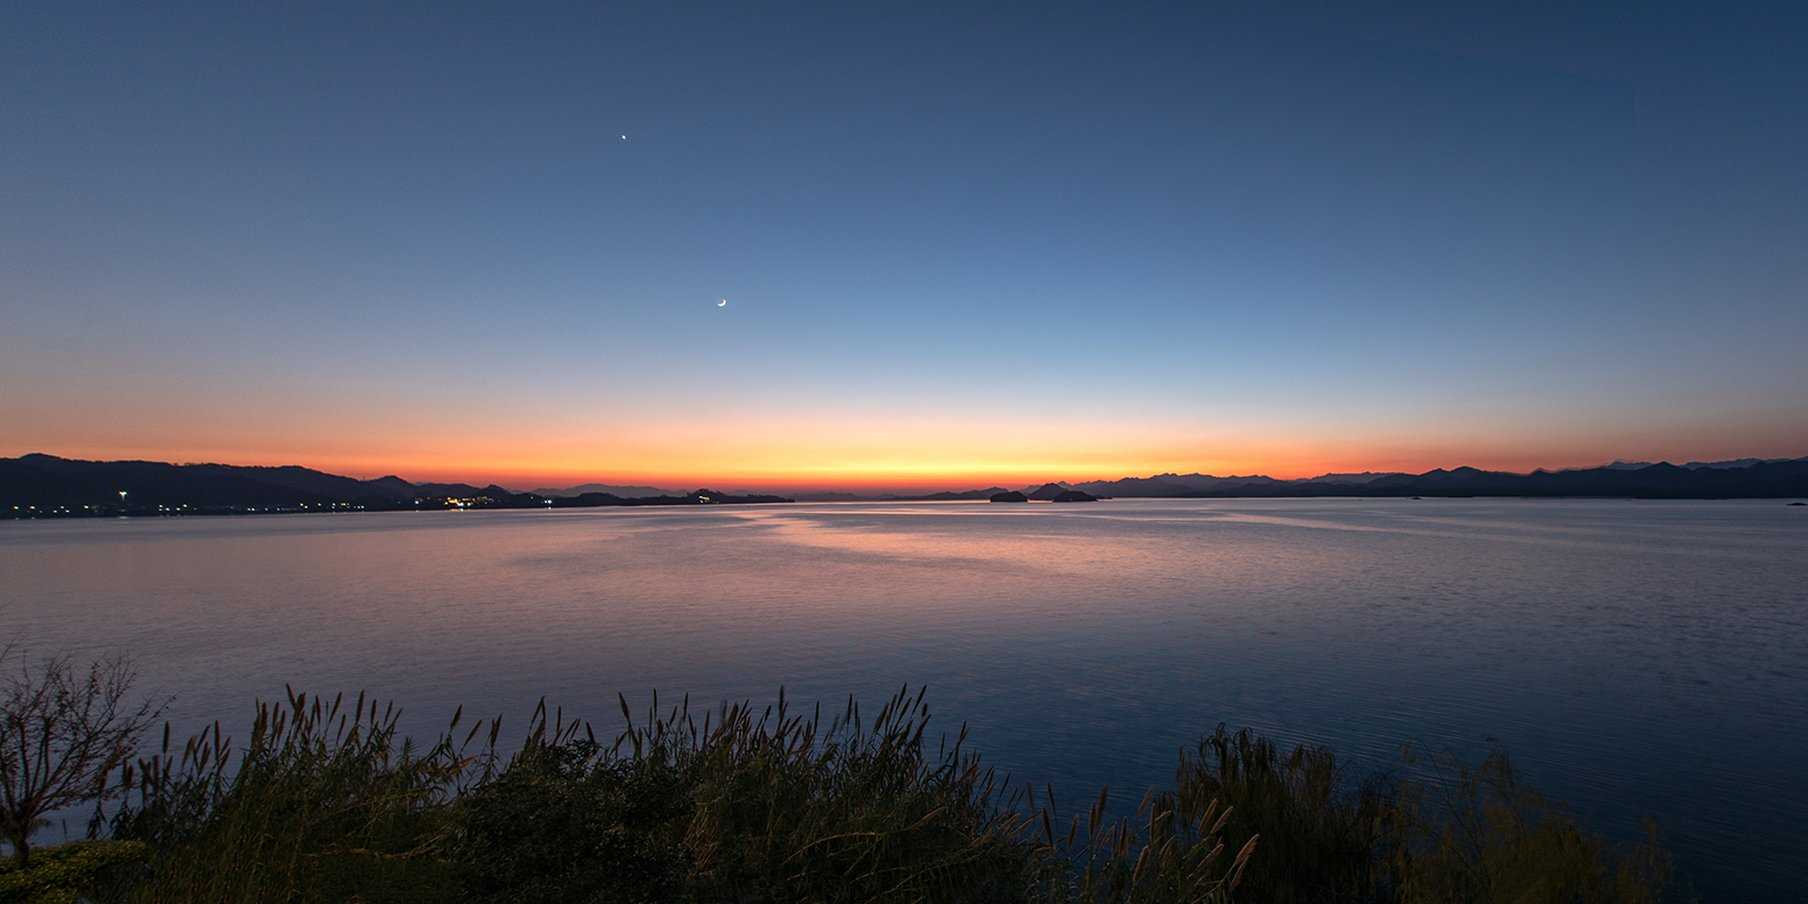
xmin=9 ymin=438 xmax=1807 ymax=494
xmin=4 ymin=3 xmax=1805 ymax=898
xmin=8 ymin=6 xmax=1805 ymax=501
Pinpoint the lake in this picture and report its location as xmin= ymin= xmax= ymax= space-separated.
xmin=2 ymin=498 xmax=1804 ymax=897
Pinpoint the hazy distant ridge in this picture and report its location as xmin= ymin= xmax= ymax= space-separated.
xmin=5 ymin=452 xmax=1808 ymax=510
xmin=530 ymin=482 xmax=675 ymax=499
xmin=1062 ymin=460 xmax=1808 ymax=499
xmin=0 ymin=454 xmax=789 ymax=512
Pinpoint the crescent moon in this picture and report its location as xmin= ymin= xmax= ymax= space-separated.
xmin=717 ymin=298 xmax=728 ymax=307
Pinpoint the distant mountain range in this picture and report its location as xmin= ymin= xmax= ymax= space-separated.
xmin=1595 ymin=457 xmax=1801 ymax=471
xmin=0 ymin=454 xmax=789 ymax=516
xmin=1064 ymin=474 xmax=1286 ymax=496
xmin=1054 ymin=459 xmax=1808 ymax=500
xmin=4 ymin=452 xmax=1806 ymax=518
xmin=529 ymin=482 xmax=675 ymax=499
xmin=936 ymin=458 xmax=1807 ymax=501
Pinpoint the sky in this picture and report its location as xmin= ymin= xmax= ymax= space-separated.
xmin=3 ymin=3 xmax=1805 ymax=492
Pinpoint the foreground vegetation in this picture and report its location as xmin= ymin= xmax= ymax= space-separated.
xmin=3 ymin=669 xmax=1677 ymax=903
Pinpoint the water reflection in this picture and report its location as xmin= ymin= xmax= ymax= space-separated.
xmin=1 ymin=499 xmax=1803 ymax=898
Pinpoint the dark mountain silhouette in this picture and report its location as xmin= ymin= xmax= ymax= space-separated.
xmin=1229 ymin=460 xmax=1807 ymax=498
xmin=913 ymin=487 xmax=1011 ymax=501
xmin=2 ymin=454 xmax=375 ymax=509
xmin=891 ymin=459 xmax=1808 ymax=502
xmin=1069 ymin=473 xmax=1283 ymax=496
xmin=366 ymin=476 xmax=418 ymax=497
xmin=413 ymin=482 xmax=511 ymax=498
xmin=177 ymin=463 xmax=398 ymax=500
xmin=7 ymin=452 xmax=1806 ymax=518
xmin=1597 ymin=457 xmax=1796 ymax=472
xmin=995 ymin=458 xmax=1808 ymax=501
xmin=1300 ymin=471 xmax=1407 ymax=485
xmin=1068 ymin=476 xmax=1193 ymax=496
xmin=1686 ymin=458 xmax=1782 ymax=470
xmin=530 ymin=482 xmax=675 ymax=498
xmin=1051 ymin=489 xmax=1099 ymax=503
xmin=989 ymin=491 xmax=1029 ymax=503
xmin=1 ymin=454 xmax=790 ymax=516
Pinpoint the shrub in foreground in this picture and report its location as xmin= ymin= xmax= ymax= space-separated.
xmin=68 ymin=686 xmax=1671 ymax=903
xmin=0 ymin=840 xmax=146 ymax=904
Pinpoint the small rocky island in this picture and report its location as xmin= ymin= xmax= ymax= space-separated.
xmin=989 ymin=491 xmax=1029 ymax=503
xmin=1051 ymin=489 xmax=1099 ymax=503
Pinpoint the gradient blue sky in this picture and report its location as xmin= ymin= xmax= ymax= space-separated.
xmin=4 ymin=3 xmax=1805 ymax=489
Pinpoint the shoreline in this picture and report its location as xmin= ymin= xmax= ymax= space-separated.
xmin=7 ymin=492 xmax=1803 ymax=521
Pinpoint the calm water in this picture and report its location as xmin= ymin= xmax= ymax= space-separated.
xmin=3 ymin=499 xmax=1804 ymax=897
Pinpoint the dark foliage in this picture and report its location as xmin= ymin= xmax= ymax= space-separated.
xmin=35 ymin=686 xmax=1675 ymax=903
xmin=449 ymin=739 xmax=692 ymax=902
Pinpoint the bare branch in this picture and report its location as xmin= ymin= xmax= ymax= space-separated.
xmin=0 ymin=647 xmax=166 ymax=867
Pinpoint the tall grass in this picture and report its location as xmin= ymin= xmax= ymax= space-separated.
xmin=1384 ymin=745 xmax=1672 ymax=903
xmin=19 ymin=686 xmax=1673 ymax=903
xmin=107 ymin=688 xmax=474 ymax=901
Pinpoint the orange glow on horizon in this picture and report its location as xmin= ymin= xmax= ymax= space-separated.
xmin=12 ymin=400 xmax=1807 ymax=493
xmin=19 ymin=439 xmax=1808 ymax=495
